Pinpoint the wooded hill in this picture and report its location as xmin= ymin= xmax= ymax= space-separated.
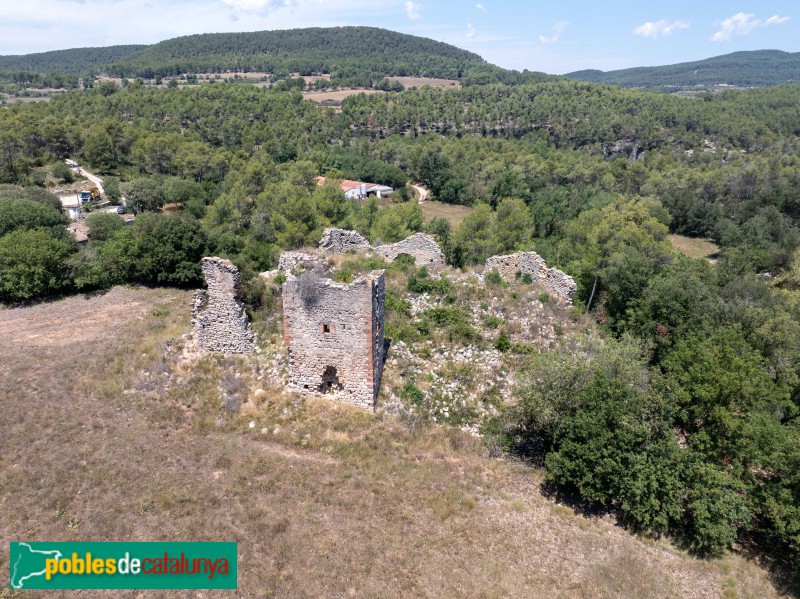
xmin=0 ymin=27 xmax=502 ymax=82
xmin=566 ymin=49 xmax=800 ymax=89
xmin=0 ymin=45 xmax=147 ymax=75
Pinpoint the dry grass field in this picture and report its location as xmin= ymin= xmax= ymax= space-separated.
xmin=301 ymin=89 xmax=385 ymax=102
xmin=386 ymin=76 xmax=461 ymax=89
xmin=420 ymin=201 xmax=474 ymax=228
xmin=669 ymin=234 xmax=719 ymax=261
xmin=0 ymin=287 xmax=786 ymax=598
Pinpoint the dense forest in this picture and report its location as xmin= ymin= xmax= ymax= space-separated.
xmin=0 ymin=62 xmax=799 ymax=586
xmin=0 ymin=44 xmax=147 ymax=75
xmin=567 ymin=49 xmax=800 ymax=89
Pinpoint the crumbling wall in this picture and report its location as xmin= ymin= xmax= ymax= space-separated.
xmin=319 ymin=228 xmax=371 ymax=254
xmin=277 ymin=251 xmax=328 ymax=274
xmin=484 ymin=252 xmax=577 ymax=303
xmin=373 ymin=233 xmax=445 ymax=266
xmin=282 ymin=270 xmax=385 ymax=410
xmin=192 ymin=257 xmax=255 ymax=353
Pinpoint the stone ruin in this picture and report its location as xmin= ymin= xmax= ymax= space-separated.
xmin=282 ymin=269 xmax=386 ymax=411
xmin=319 ymin=227 xmax=371 ymax=254
xmin=192 ymin=257 xmax=255 ymax=353
xmin=373 ymin=232 xmax=445 ymax=266
xmin=319 ymin=228 xmax=446 ymax=267
xmin=484 ymin=252 xmax=577 ymax=304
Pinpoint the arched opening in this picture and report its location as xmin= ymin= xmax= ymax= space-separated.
xmin=318 ymin=365 xmax=342 ymax=394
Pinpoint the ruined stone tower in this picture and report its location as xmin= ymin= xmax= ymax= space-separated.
xmin=192 ymin=257 xmax=255 ymax=353
xmin=282 ymin=270 xmax=386 ymax=410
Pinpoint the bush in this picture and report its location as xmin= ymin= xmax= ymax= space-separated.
xmin=495 ymin=332 xmax=511 ymax=352
xmin=544 ymin=374 xmax=684 ymax=534
xmin=51 ymin=161 xmax=73 ymax=183
xmin=0 ymin=228 xmax=77 ymax=302
xmin=0 ymin=198 xmax=64 ymax=236
xmin=484 ymin=268 xmax=503 ymax=286
xmin=408 ymin=267 xmax=450 ymax=295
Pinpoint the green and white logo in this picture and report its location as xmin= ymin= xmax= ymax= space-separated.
xmin=9 ymin=542 xmax=237 ymax=590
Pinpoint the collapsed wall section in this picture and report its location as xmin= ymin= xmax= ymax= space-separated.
xmin=319 ymin=228 xmax=371 ymax=254
xmin=484 ymin=252 xmax=577 ymax=303
xmin=282 ymin=270 xmax=385 ymax=410
xmin=192 ymin=257 xmax=255 ymax=353
xmin=372 ymin=232 xmax=445 ymax=266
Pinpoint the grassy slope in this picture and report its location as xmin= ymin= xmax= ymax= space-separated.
xmin=0 ymin=286 xmax=783 ymax=597
xmin=565 ymin=50 xmax=800 ymax=88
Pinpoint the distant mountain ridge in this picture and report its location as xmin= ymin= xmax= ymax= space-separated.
xmin=565 ymin=50 xmax=800 ymax=89
xmin=0 ymin=27 xmax=491 ymax=81
xmin=0 ymin=45 xmax=147 ymax=75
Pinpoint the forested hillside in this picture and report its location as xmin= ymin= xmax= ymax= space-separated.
xmin=0 ymin=44 xmax=147 ymax=75
xmin=1 ymin=73 xmax=799 ymax=587
xmin=566 ymin=49 xmax=800 ymax=89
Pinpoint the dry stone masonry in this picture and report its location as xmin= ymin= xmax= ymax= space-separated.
xmin=484 ymin=252 xmax=577 ymax=304
xmin=373 ymin=232 xmax=445 ymax=266
xmin=192 ymin=257 xmax=255 ymax=353
xmin=319 ymin=228 xmax=371 ymax=253
xmin=282 ymin=269 xmax=386 ymax=410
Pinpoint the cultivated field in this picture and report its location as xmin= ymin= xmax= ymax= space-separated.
xmin=387 ymin=76 xmax=461 ymax=89
xmin=0 ymin=287 xmax=783 ymax=597
xmin=302 ymin=89 xmax=385 ymax=102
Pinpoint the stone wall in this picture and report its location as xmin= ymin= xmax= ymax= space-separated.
xmin=373 ymin=232 xmax=445 ymax=266
xmin=192 ymin=257 xmax=255 ymax=353
xmin=319 ymin=228 xmax=371 ymax=254
xmin=282 ymin=270 xmax=385 ymax=410
xmin=277 ymin=251 xmax=328 ymax=274
xmin=484 ymin=252 xmax=577 ymax=303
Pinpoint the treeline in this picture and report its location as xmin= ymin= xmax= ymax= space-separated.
xmin=0 ymin=71 xmax=80 ymax=90
xmin=0 ymin=45 xmax=147 ymax=75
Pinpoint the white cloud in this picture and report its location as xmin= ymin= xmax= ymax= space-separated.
xmin=404 ymin=1 xmax=421 ymax=20
xmin=538 ymin=21 xmax=568 ymax=45
xmin=711 ymin=12 xmax=790 ymax=42
xmin=466 ymin=22 xmax=476 ymax=39
xmin=475 ymin=3 xmax=486 ymax=12
xmin=633 ymin=19 xmax=690 ymax=39
xmin=219 ymin=0 xmax=293 ymax=11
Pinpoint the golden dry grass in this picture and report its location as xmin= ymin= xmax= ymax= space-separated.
xmin=0 ymin=287 xmax=784 ymax=598
xmin=301 ymin=89 xmax=385 ymax=102
xmin=669 ymin=234 xmax=719 ymax=261
xmin=420 ymin=201 xmax=474 ymax=228
xmin=386 ymin=77 xmax=461 ymax=89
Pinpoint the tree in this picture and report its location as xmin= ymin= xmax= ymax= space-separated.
xmin=0 ymin=228 xmax=76 ymax=302
xmin=0 ymin=198 xmax=64 ymax=237
xmin=494 ymin=198 xmax=533 ymax=253
xmin=450 ymin=204 xmax=498 ymax=265
xmin=123 ymin=177 xmax=165 ymax=214
xmin=86 ymin=212 xmax=125 ymax=243
xmin=51 ymin=161 xmax=73 ymax=183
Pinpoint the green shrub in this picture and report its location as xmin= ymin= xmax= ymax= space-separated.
xmin=483 ymin=315 xmax=502 ymax=329
xmin=484 ymin=268 xmax=503 ymax=286
xmin=495 ymin=332 xmax=511 ymax=352
xmin=538 ymin=291 xmax=550 ymax=303
xmin=408 ymin=266 xmax=450 ymax=295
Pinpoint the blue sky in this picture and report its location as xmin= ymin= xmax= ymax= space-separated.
xmin=0 ymin=0 xmax=797 ymax=74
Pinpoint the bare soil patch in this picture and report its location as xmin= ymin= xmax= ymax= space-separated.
xmin=302 ymin=89 xmax=385 ymax=102
xmin=387 ymin=76 xmax=461 ymax=89
xmin=0 ymin=287 xmax=781 ymax=597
